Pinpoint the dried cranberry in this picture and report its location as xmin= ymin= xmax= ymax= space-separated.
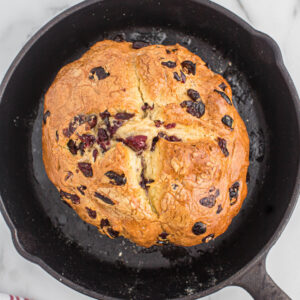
xmin=68 ymin=123 xmax=76 ymax=136
xmin=216 ymin=204 xmax=223 ymax=214
xmin=100 ymin=109 xmax=111 ymax=120
xmin=200 ymin=195 xmax=216 ymax=208
xmin=124 ymin=135 xmax=147 ymax=152
xmin=86 ymin=207 xmax=97 ymax=219
xmin=222 ymin=115 xmax=233 ymax=129
xmin=92 ymin=149 xmax=98 ymax=162
xmin=159 ymin=232 xmax=169 ymax=239
xmin=89 ymin=66 xmax=110 ymax=80
xmin=77 ymin=115 xmax=86 ymax=125
xmin=164 ymin=123 xmax=176 ymax=129
xmin=115 ymin=112 xmax=134 ymax=120
xmin=192 ymin=222 xmax=206 ymax=235
xmin=219 ymin=82 xmax=226 ymax=91
xmin=107 ymin=227 xmax=119 ymax=238
xmin=202 ymin=234 xmax=214 ymax=243
xmin=87 ymin=115 xmax=97 ymax=129
xmin=173 ymin=72 xmax=181 ymax=81
xmin=154 ymin=120 xmax=163 ymax=127
xmin=78 ymin=142 xmax=85 ymax=156
xmin=67 ymin=139 xmax=78 ymax=155
xmin=187 ymin=89 xmax=200 ymax=101
xmin=161 ymin=61 xmax=177 ymax=68
xmin=98 ymin=137 xmax=110 ymax=152
xmin=78 ymin=162 xmax=93 ymax=177
xmin=174 ymin=70 xmax=186 ymax=83
xmin=65 ymin=115 xmax=86 ymax=137
xmin=63 ymin=128 xmax=71 ymax=137
xmin=97 ymin=128 xmax=109 ymax=143
xmin=180 ymin=70 xmax=186 ymax=83
xmin=181 ymin=60 xmax=196 ymax=75
xmin=60 ymin=190 xmax=80 ymax=204
xmin=77 ymin=185 xmax=87 ymax=195
xmin=141 ymin=103 xmax=154 ymax=111
xmin=113 ymin=33 xmax=125 ymax=42
xmin=94 ymin=192 xmax=115 ymax=205
xmin=43 ymin=110 xmax=51 ymax=124
xmin=132 ymin=41 xmax=149 ymax=49
xmin=78 ymin=134 xmax=96 ymax=147
xmin=72 ymin=115 xmax=86 ymax=130
xmin=217 ymin=137 xmax=229 ymax=157
xmin=64 ymin=171 xmax=73 ymax=181
xmin=109 ymin=120 xmax=123 ymax=137
xmin=214 ymin=89 xmax=232 ymax=105
xmin=100 ymin=110 xmax=111 ymax=133
xmin=59 ymin=190 xmax=66 ymax=199
xmin=105 ymin=171 xmax=127 ymax=186
xmin=114 ymin=120 xmax=123 ymax=126
xmin=180 ymin=100 xmax=205 ymax=118
xmin=172 ymin=183 xmax=178 ymax=190
xmin=100 ymin=218 xmax=110 ymax=228
xmin=55 ymin=130 xmax=59 ymax=142
xmin=151 ymin=136 xmax=159 ymax=151
xmin=229 ymin=182 xmax=240 ymax=205
xmin=69 ymin=195 xmax=80 ymax=204
xmin=139 ymin=169 xmax=154 ymax=191
xmin=158 ymin=132 xmax=181 ymax=142
xmin=200 ymin=189 xmax=219 ymax=208
xmin=99 ymin=142 xmax=109 ymax=153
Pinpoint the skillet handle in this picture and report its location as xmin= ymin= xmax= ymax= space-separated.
xmin=233 ymin=255 xmax=291 ymax=300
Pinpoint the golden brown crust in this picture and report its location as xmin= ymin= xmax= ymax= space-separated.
xmin=42 ymin=40 xmax=249 ymax=247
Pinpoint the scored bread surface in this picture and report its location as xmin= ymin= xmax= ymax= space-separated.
xmin=42 ymin=40 xmax=249 ymax=247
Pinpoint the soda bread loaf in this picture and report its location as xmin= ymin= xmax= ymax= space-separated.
xmin=42 ymin=40 xmax=249 ymax=247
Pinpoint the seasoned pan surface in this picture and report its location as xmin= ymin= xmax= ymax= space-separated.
xmin=0 ymin=1 xmax=299 ymax=299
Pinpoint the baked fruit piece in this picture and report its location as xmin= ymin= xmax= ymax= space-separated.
xmin=42 ymin=40 xmax=249 ymax=247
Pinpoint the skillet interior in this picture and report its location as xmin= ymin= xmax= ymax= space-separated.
xmin=0 ymin=0 xmax=299 ymax=299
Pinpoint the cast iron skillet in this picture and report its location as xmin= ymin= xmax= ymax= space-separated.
xmin=0 ymin=0 xmax=299 ymax=299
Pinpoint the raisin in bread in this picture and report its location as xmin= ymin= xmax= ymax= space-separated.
xmin=42 ymin=40 xmax=249 ymax=247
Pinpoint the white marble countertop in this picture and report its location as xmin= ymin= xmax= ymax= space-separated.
xmin=0 ymin=0 xmax=300 ymax=299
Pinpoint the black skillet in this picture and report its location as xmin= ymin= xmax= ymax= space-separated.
xmin=0 ymin=0 xmax=300 ymax=299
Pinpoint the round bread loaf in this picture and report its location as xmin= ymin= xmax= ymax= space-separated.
xmin=42 ymin=40 xmax=249 ymax=247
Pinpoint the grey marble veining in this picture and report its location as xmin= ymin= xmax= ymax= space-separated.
xmin=0 ymin=0 xmax=300 ymax=299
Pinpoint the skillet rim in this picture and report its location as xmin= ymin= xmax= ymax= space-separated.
xmin=0 ymin=0 xmax=299 ymax=299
